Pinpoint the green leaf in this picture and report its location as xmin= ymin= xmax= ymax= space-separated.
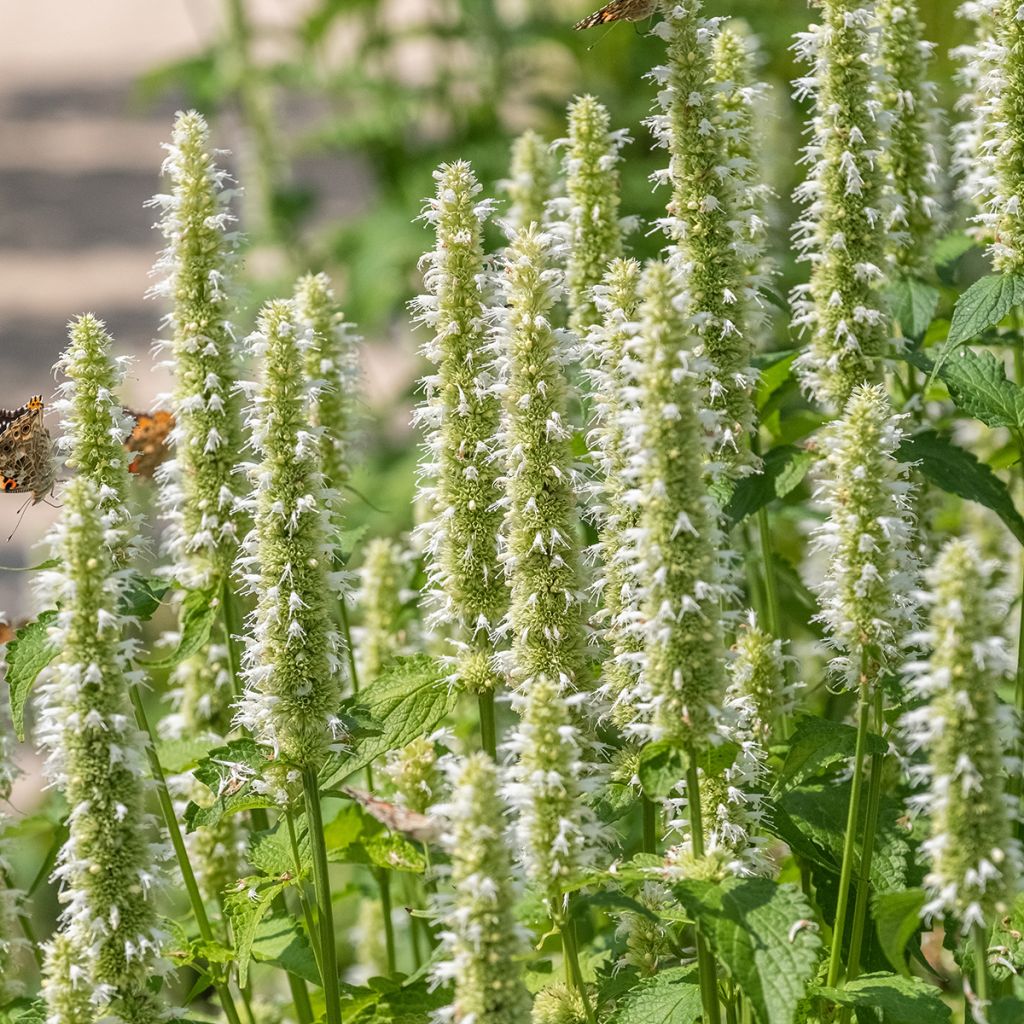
xmin=570 ymin=891 xmax=660 ymax=925
xmin=607 ymin=967 xmax=702 ymax=1024
xmin=754 ymin=351 xmax=797 ymax=411
xmin=771 ymin=783 xmax=910 ymax=895
xmin=934 ymin=347 xmax=1024 ymax=428
xmin=900 ymin=431 xmax=1024 ymax=545
xmin=184 ymin=739 xmax=276 ymax=832
xmin=673 ymin=878 xmax=821 ymax=1024
xmin=819 ymin=972 xmax=950 ymax=1023
xmin=224 ymin=877 xmax=289 ymax=987
xmin=872 ymin=888 xmax=925 ymax=976
xmin=155 ymin=737 xmax=212 ymax=774
xmin=723 ymin=446 xmax=814 ymax=524
xmin=947 ymin=273 xmax=1024 ymax=346
xmin=323 ymin=655 xmax=455 ymax=786
xmin=932 ymin=231 xmax=975 ymax=268
xmin=0 ymin=999 xmax=45 ymax=1024
xmin=120 ymin=573 xmax=171 ymax=621
xmin=249 ymin=821 xmax=309 ymax=878
xmin=324 ymin=804 xmax=425 ymax=873
xmin=637 ymin=742 xmax=686 ymax=800
xmin=251 ymin=914 xmax=321 ymax=985
xmin=5 ymin=611 xmax=58 ymax=740
xmin=886 ymin=278 xmax=940 ymax=339
xmin=774 ymin=715 xmax=886 ymax=794
xmin=141 ymin=585 xmax=219 ymax=669
xmin=992 ymin=998 xmax=1024 ymax=1024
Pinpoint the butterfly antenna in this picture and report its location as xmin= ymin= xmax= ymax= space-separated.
xmin=587 ymin=24 xmax=617 ymax=51
xmin=7 ymin=498 xmax=31 ymax=543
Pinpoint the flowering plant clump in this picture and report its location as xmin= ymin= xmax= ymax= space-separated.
xmin=13 ymin=5 xmax=1024 ymax=1024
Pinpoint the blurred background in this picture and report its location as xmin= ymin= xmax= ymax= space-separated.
xmin=0 ymin=0 xmax=963 ymax=618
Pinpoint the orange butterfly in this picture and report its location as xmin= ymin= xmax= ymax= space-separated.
xmin=0 ymin=395 xmax=56 ymax=503
xmin=124 ymin=408 xmax=174 ymax=478
xmin=575 ymin=0 xmax=657 ymax=30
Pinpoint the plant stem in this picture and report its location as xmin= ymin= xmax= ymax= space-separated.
xmin=478 ymin=687 xmax=497 ymax=758
xmin=559 ymin=905 xmax=597 ymax=1024
xmin=338 ymin=597 xmax=362 ymax=695
xmin=127 ymin=687 xmax=244 ymax=1024
xmin=844 ymin=688 xmax=886 ymax=982
xmin=220 ymin=576 xmax=245 ymax=701
xmin=285 ymin=810 xmax=324 ymax=975
xmin=375 ymin=866 xmax=397 ymax=974
xmin=686 ymin=742 xmax=722 ymax=1024
xmin=756 ymin=506 xmax=782 ymax=640
xmin=302 ymin=767 xmax=342 ymax=1024
xmin=642 ymin=796 xmax=658 ymax=855
xmin=825 ymin=659 xmax=873 ymax=990
xmin=973 ymin=923 xmax=990 ymax=1009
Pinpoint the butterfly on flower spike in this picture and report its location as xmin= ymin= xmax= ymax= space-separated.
xmin=0 ymin=395 xmax=56 ymax=504
xmin=123 ymin=408 xmax=174 ymax=478
xmin=574 ymin=0 xmax=658 ymax=30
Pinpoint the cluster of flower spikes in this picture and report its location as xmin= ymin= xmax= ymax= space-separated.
xmin=964 ymin=0 xmax=1024 ymax=273
xmin=789 ymin=0 xmax=893 ymax=411
xmin=875 ymin=0 xmax=942 ymax=273
xmin=552 ymin=94 xmax=632 ymax=335
xmin=622 ymin=259 xmax=732 ymax=751
xmin=412 ymin=161 xmax=509 ymax=695
xmin=585 ymin=257 xmax=644 ymax=716
xmin=432 ymin=753 xmax=533 ymax=1024
xmin=493 ymin=224 xmax=589 ymax=694
xmin=235 ymin=300 xmax=344 ymax=778
xmin=710 ymin=22 xmax=775 ymax=355
xmin=504 ymin=675 xmax=602 ymax=918
xmin=35 ymin=475 xmax=167 ymax=1024
xmin=148 ymin=109 xmax=248 ymax=591
xmin=294 ymin=271 xmax=361 ymax=492
xmin=383 ymin=732 xmax=450 ymax=815
xmin=501 ymin=129 xmax=560 ymax=233
xmin=902 ymin=539 xmax=1021 ymax=932
xmin=809 ymin=383 xmax=919 ymax=687
xmin=647 ymin=0 xmax=761 ymax=472
xmin=356 ymin=536 xmax=414 ymax=685
xmin=952 ymin=0 xmax=1001 ymax=243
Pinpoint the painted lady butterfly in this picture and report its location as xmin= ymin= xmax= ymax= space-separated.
xmin=574 ymin=0 xmax=657 ymax=30
xmin=0 ymin=395 xmax=56 ymax=503
xmin=124 ymin=408 xmax=174 ymax=478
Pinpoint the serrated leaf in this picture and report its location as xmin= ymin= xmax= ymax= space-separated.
xmin=948 ymin=273 xmax=1024 ymax=346
xmin=872 ymin=888 xmax=925 ymax=976
xmin=155 ymin=737 xmax=212 ymax=774
xmin=251 ymin=914 xmax=321 ymax=985
xmin=754 ymin=351 xmax=797 ymax=411
xmin=774 ymin=715 xmax=886 ymax=794
xmin=120 ymin=573 xmax=171 ymax=621
xmin=637 ymin=742 xmax=686 ymax=800
xmin=933 ymin=231 xmax=974 ymax=268
xmin=723 ymin=446 xmax=813 ymax=524
xmin=0 ymin=999 xmax=46 ymax=1024
xmin=323 ymin=655 xmax=456 ymax=786
xmin=141 ymin=585 xmax=219 ymax=669
xmin=900 ymin=431 xmax=1024 ymax=545
xmin=935 ymin=347 xmax=1024 ymax=428
xmin=5 ymin=611 xmax=58 ymax=740
xmin=771 ymin=783 xmax=910 ymax=895
xmin=607 ymin=966 xmax=702 ymax=1024
xmin=249 ymin=821 xmax=310 ymax=877
xmin=887 ymin=277 xmax=940 ymax=339
xmin=224 ymin=877 xmax=289 ymax=987
xmin=324 ymin=804 xmax=425 ymax=873
xmin=673 ymin=878 xmax=821 ymax=1024
xmin=819 ymin=972 xmax=950 ymax=1023
xmin=185 ymin=738 xmax=276 ymax=832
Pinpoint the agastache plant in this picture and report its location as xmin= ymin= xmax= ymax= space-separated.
xmin=501 ymin=130 xmax=559 ymax=232
xmin=412 ymin=162 xmax=508 ymax=740
xmin=148 ymin=109 xmax=247 ymax=591
xmin=790 ymin=0 xmax=891 ymax=409
xmin=496 ymin=225 xmax=587 ymax=694
xmin=357 ymin=536 xmax=411 ymax=684
xmin=555 ymin=94 xmax=630 ymax=335
xmin=35 ymin=475 xmax=166 ymax=1024
xmin=903 ymin=539 xmax=1020 ymax=1003
xmin=648 ymin=2 xmax=759 ymax=470
xmin=586 ymin=258 xmax=644 ymax=714
xmin=433 ymin=753 xmax=532 ymax=1024
xmin=294 ymin=271 xmax=361 ymax=492
xmin=875 ymin=0 xmax=942 ymax=274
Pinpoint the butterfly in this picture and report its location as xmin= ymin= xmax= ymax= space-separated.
xmin=0 ymin=395 xmax=56 ymax=504
xmin=574 ymin=0 xmax=658 ymax=30
xmin=123 ymin=408 xmax=174 ymax=478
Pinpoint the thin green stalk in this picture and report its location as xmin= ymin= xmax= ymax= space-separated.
xmin=128 ymin=687 xmax=244 ymax=1024
xmin=302 ymin=767 xmax=342 ymax=1024
xmin=686 ymin=743 xmax=722 ymax=1024
xmin=285 ymin=810 xmax=324 ymax=975
xmin=845 ymin=688 xmax=886 ymax=982
xmin=825 ymin=659 xmax=873 ymax=990
xmin=375 ymin=867 xmax=397 ymax=974
xmin=338 ymin=597 xmax=361 ymax=695
xmin=477 ymin=687 xmax=497 ymax=759
xmin=221 ymin=577 xmax=245 ymax=701
xmin=973 ymin=923 xmax=990 ymax=1007
xmin=756 ymin=507 xmax=781 ymax=640
xmin=559 ymin=905 xmax=597 ymax=1024
xmin=642 ymin=796 xmax=658 ymax=855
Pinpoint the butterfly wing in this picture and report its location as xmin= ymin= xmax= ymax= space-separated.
xmin=574 ymin=0 xmax=655 ymax=29
xmin=0 ymin=396 xmax=55 ymax=503
xmin=123 ymin=407 xmax=174 ymax=478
